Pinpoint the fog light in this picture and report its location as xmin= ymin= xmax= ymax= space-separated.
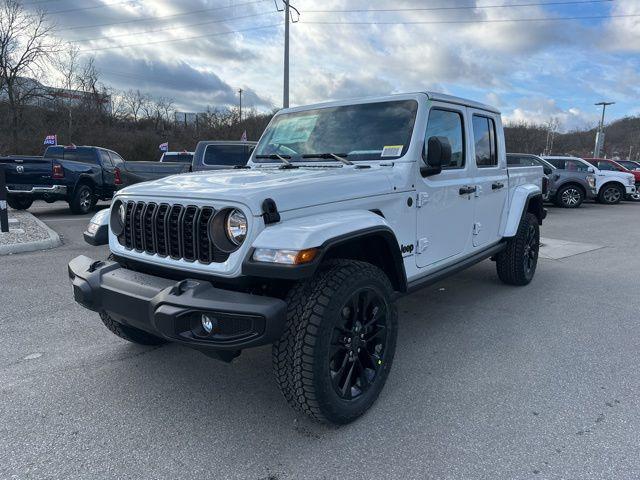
xmin=201 ymin=313 xmax=215 ymax=334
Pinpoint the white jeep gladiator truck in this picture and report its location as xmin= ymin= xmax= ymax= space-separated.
xmin=69 ymin=92 xmax=545 ymax=424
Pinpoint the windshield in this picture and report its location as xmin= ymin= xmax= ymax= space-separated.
xmin=618 ymin=160 xmax=640 ymax=170
xmin=254 ymin=100 xmax=418 ymax=162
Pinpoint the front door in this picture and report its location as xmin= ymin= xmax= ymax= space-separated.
xmin=416 ymin=105 xmax=475 ymax=269
xmin=469 ymin=111 xmax=508 ymax=248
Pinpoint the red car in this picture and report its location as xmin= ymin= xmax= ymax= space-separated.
xmin=584 ymin=158 xmax=640 ymax=200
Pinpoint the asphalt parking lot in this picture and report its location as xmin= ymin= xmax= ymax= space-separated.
xmin=1 ymin=200 xmax=639 ymax=480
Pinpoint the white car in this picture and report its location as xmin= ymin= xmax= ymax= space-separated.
xmin=543 ymin=156 xmax=635 ymax=205
xmin=71 ymin=92 xmax=545 ymax=424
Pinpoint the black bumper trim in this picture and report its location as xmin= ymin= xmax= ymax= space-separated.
xmin=68 ymin=255 xmax=287 ymax=351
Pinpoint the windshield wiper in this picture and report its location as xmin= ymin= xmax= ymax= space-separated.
xmin=254 ymin=154 xmax=298 ymax=169
xmin=302 ymin=153 xmax=353 ymax=166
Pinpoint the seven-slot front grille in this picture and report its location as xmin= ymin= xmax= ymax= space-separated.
xmin=121 ymin=201 xmax=230 ymax=264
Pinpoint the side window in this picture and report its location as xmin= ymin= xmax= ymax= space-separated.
xmin=597 ymin=161 xmax=616 ymax=171
xmin=472 ymin=115 xmax=498 ymax=167
xmin=64 ymin=148 xmax=97 ymax=165
xmin=507 ymin=155 xmax=537 ymax=166
xmin=204 ymin=145 xmax=248 ymax=166
xmin=109 ymin=152 xmax=125 ymax=166
xmin=424 ymin=109 xmax=465 ymax=169
xmin=99 ymin=150 xmax=113 ymax=167
xmin=565 ymin=160 xmax=588 ymax=172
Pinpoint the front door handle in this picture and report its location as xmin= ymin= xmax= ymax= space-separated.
xmin=492 ymin=182 xmax=504 ymax=190
xmin=459 ymin=186 xmax=477 ymax=195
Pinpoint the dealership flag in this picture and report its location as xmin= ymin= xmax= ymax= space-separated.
xmin=159 ymin=142 xmax=169 ymax=152
xmin=43 ymin=134 xmax=57 ymax=146
xmin=240 ymin=130 xmax=247 ymax=142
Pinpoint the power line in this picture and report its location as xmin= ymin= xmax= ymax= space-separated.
xmin=28 ymin=1 xmax=141 ymax=14
xmin=305 ymin=0 xmax=615 ymax=13
xmin=56 ymin=0 xmax=270 ymax=31
xmin=300 ymin=13 xmax=640 ymax=25
xmin=70 ymin=10 xmax=278 ymax=43
xmin=79 ymin=22 xmax=283 ymax=52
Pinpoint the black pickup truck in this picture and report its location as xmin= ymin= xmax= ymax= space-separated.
xmin=0 ymin=145 xmax=190 ymax=214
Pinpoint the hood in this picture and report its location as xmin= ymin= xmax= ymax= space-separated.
xmin=597 ymin=169 xmax=635 ymax=181
xmin=116 ymin=165 xmax=396 ymax=214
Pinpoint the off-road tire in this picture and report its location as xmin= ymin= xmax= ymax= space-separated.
xmin=554 ymin=184 xmax=584 ymax=208
xmin=496 ymin=212 xmax=540 ymax=286
xmin=7 ymin=197 xmax=33 ymax=210
xmin=272 ymin=260 xmax=398 ymax=424
xmin=597 ymin=183 xmax=624 ymax=205
xmin=99 ymin=311 xmax=167 ymax=346
xmin=69 ymin=184 xmax=94 ymax=214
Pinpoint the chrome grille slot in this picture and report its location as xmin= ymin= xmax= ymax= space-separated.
xmin=155 ymin=204 xmax=169 ymax=257
xmin=120 ymin=201 xmax=231 ymax=265
xmin=182 ymin=206 xmax=198 ymax=262
xmin=133 ymin=202 xmax=145 ymax=251
xmin=197 ymin=207 xmax=214 ymax=263
xmin=143 ymin=203 xmax=157 ymax=254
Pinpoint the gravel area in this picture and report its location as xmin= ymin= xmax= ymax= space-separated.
xmin=0 ymin=210 xmax=53 ymax=246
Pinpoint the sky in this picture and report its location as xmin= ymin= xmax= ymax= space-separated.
xmin=28 ymin=0 xmax=640 ymax=132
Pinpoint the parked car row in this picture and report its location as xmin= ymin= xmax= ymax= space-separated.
xmin=507 ymin=153 xmax=639 ymax=208
xmin=0 ymin=140 xmax=256 ymax=214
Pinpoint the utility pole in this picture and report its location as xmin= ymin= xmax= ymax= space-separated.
xmin=283 ymin=0 xmax=290 ymax=108
xmin=238 ymin=88 xmax=243 ymax=123
xmin=594 ymin=101 xmax=614 ymax=158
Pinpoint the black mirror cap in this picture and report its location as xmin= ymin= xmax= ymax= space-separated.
xmin=421 ymin=136 xmax=451 ymax=177
xmin=543 ymin=166 xmax=552 ymax=175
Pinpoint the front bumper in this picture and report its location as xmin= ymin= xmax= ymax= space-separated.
xmin=625 ymin=185 xmax=637 ymax=195
xmin=68 ymin=255 xmax=287 ymax=355
xmin=7 ymin=184 xmax=67 ymax=196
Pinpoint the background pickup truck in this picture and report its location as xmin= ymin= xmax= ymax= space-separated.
xmin=508 ymin=153 xmax=596 ymax=208
xmin=191 ymin=140 xmax=257 ymax=172
xmin=0 ymin=145 xmax=190 ymax=214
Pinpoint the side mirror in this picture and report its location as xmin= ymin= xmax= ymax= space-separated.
xmin=587 ymin=166 xmax=595 ymax=173
xmin=543 ymin=166 xmax=552 ymax=175
xmin=421 ymin=136 xmax=452 ymax=177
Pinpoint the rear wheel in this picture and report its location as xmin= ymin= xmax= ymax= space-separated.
xmin=554 ymin=185 xmax=584 ymax=208
xmin=99 ymin=312 xmax=166 ymax=346
xmin=598 ymin=183 xmax=624 ymax=205
xmin=496 ymin=212 xmax=540 ymax=286
xmin=69 ymin=184 xmax=94 ymax=214
xmin=272 ymin=260 xmax=397 ymax=424
xmin=7 ymin=197 xmax=33 ymax=210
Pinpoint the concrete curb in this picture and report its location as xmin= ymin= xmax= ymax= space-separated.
xmin=0 ymin=212 xmax=62 ymax=255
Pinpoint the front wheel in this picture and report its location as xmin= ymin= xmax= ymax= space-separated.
xmin=496 ymin=212 xmax=540 ymax=286
xmin=7 ymin=197 xmax=33 ymax=210
xmin=273 ymin=260 xmax=398 ymax=424
xmin=598 ymin=184 xmax=624 ymax=205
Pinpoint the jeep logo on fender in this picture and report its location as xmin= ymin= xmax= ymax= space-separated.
xmin=401 ymin=244 xmax=414 ymax=254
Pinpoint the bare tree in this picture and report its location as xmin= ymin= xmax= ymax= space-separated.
xmin=0 ymin=0 xmax=57 ymax=150
xmin=123 ymin=89 xmax=149 ymax=122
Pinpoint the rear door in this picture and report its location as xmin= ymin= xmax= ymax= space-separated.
xmin=415 ymin=104 xmax=474 ymax=269
xmin=98 ymin=150 xmax=117 ymax=197
xmin=469 ymin=111 xmax=508 ymax=248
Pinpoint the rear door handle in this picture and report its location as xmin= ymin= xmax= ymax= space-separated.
xmin=492 ymin=182 xmax=504 ymax=190
xmin=459 ymin=186 xmax=477 ymax=195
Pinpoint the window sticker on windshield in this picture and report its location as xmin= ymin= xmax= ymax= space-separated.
xmin=381 ymin=145 xmax=403 ymax=157
xmin=271 ymin=115 xmax=319 ymax=144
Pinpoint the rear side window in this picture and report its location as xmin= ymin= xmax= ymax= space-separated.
xmin=472 ymin=115 xmax=498 ymax=167
xmin=424 ymin=109 xmax=465 ymax=169
xmin=99 ymin=150 xmax=113 ymax=167
xmin=109 ymin=152 xmax=125 ymax=166
xmin=203 ymin=145 xmax=250 ymax=166
xmin=565 ymin=160 xmax=589 ymax=172
xmin=65 ymin=148 xmax=97 ymax=164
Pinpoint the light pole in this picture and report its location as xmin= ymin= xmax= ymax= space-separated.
xmin=594 ymin=101 xmax=614 ymax=158
xmin=238 ymin=88 xmax=243 ymax=123
xmin=283 ymin=0 xmax=290 ymax=108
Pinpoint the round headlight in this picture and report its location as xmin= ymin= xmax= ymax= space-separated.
xmin=118 ymin=203 xmax=126 ymax=226
xmin=225 ymin=209 xmax=247 ymax=245
xmin=110 ymin=200 xmax=126 ymax=236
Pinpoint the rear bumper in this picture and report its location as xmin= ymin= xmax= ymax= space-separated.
xmin=68 ymin=255 xmax=287 ymax=353
xmin=7 ymin=184 xmax=67 ymax=196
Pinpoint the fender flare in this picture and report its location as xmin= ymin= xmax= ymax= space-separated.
xmin=242 ymin=210 xmax=407 ymax=289
xmin=83 ymin=207 xmax=110 ymax=246
xmin=502 ymin=185 xmax=543 ymax=238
